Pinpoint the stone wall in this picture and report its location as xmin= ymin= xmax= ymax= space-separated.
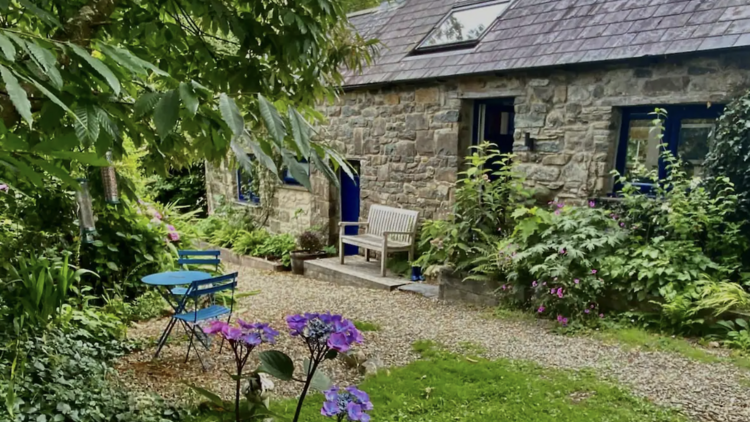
xmin=205 ymin=159 xmax=325 ymax=237
xmin=207 ymin=52 xmax=750 ymax=231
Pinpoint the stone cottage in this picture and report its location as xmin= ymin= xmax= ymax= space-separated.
xmin=207 ymin=0 xmax=750 ymax=239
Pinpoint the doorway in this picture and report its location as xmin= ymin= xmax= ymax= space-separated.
xmin=473 ymin=99 xmax=515 ymax=174
xmin=339 ymin=161 xmax=361 ymax=256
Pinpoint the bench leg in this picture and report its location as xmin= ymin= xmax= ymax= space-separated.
xmin=365 ymin=249 xmax=369 ymax=262
xmin=339 ymin=242 xmax=345 ymax=265
xmin=381 ymin=250 xmax=387 ymax=277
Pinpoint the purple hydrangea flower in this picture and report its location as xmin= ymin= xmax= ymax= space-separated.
xmin=559 ymin=248 xmax=566 ymax=254
xmin=501 ymin=284 xmax=507 ymax=290
xmin=557 ymin=288 xmax=564 ymax=299
xmin=550 ymin=288 xmax=556 ymax=295
xmin=287 ymin=312 xmax=362 ymax=353
xmin=588 ymin=200 xmax=595 ymax=208
xmin=168 ymin=231 xmax=180 ymax=241
xmin=574 ymin=279 xmax=579 ymax=284
xmin=554 ymin=210 xmax=561 ymax=216
xmin=537 ymin=306 xmax=545 ymax=313
xmin=591 ymin=269 xmax=597 ymax=274
xmin=585 ymin=309 xmax=590 ymax=314
xmin=166 ymin=224 xmax=176 ymax=231
xmin=532 ymin=280 xmax=538 ymax=287
xmin=321 ymin=386 xmax=372 ymax=421
xmin=0 ymin=184 xmax=8 ymax=193
xmin=204 ymin=319 xmax=277 ymax=347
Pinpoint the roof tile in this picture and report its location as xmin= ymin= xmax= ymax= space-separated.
xmin=344 ymin=0 xmax=750 ymax=87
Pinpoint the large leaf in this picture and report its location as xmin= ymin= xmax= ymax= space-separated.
xmin=0 ymin=33 xmax=15 ymax=61
xmin=0 ymin=154 xmax=42 ymax=185
xmin=18 ymin=0 xmax=61 ymax=27
xmin=326 ymin=146 xmax=355 ymax=183
xmin=27 ymin=157 xmax=79 ymax=187
xmin=22 ymin=75 xmax=83 ymax=129
xmin=153 ymin=89 xmax=180 ymax=138
xmin=74 ymin=104 xmax=100 ymax=143
xmin=311 ymin=149 xmax=339 ymax=189
xmin=98 ymin=44 xmax=147 ymax=76
xmin=303 ymin=358 xmax=333 ymax=392
xmin=179 ymin=82 xmax=199 ymax=117
xmin=134 ymin=92 xmax=161 ymax=118
xmin=282 ymin=152 xmax=311 ymax=191
xmin=219 ymin=93 xmax=243 ymax=138
xmin=68 ymin=43 xmax=121 ymax=95
xmin=239 ymin=134 xmax=278 ymax=177
xmin=26 ymin=41 xmax=62 ymax=90
xmin=258 ymin=94 xmax=285 ymax=145
xmin=257 ymin=350 xmax=294 ymax=381
xmin=0 ymin=65 xmax=32 ymax=128
xmin=288 ymin=107 xmax=312 ymax=157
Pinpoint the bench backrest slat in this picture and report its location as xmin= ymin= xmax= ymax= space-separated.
xmin=366 ymin=205 xmax=419 ymax=243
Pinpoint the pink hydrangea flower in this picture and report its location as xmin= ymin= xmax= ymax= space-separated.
xmin=588 ymin=200 xmax=595 ymax=208
xmin=537 ymin=306 xmax=545 ymax=313
xmin=532 ymin=280 xmax=538 ymax=287
xmin=591 ymin=269 xmax=597 ymax=274
xmin=168 ymin=231 xmax=180 ymax=241
xmin=550 ymin=288 xmax=556 ymax=295
xmin=501 ymin=284 xmax=507 ymax=290
xmin=585 ymin=309 xmax=590 ymax=314
xmin=557 ymin=288 xmax=564 ymax=299
xmin=166 ymin=224 xmax=176 ymax=232
xmin=599 ymin=313 xmax=604 ymax=318
xmin=0 ymin=184 xmax=8 ymax=193
xmin=559 ymin=248 xmax=566 ymax=254
xmin=574 ymin=279 xmax=579 ymax=284
xmin=554 ymin=210 xmax=561 ymax=215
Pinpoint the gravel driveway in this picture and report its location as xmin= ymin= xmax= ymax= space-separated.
xmin=116 ymin=264 xmax=750 ymax=422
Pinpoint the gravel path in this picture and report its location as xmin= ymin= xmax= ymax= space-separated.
xmin=116 ymin=265 xmax=750 ymax=422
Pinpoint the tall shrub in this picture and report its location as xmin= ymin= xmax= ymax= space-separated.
xmin=414 ymin=142 xmax=533 ymax=275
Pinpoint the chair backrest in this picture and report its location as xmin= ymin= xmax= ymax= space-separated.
xmin=366 ymin=205 xmax=420 ymax=243
xmin=177 ymin=250 xmax=221 ymax=269
xmin=178 ymin=250 xmax=220 ymax=258
xmin=177 ymin=258 xmax=221 ymax=266
xmin=186 ymin=272 xmax=238 ymax=297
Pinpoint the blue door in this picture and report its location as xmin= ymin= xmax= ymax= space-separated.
xmin=340 ymin=162 xmax=361 ymax=256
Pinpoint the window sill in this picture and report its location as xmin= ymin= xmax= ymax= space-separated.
xmin=279 ymin=184 xmax=308 ymax=192
xmin=234 ymin=200 xmax=261 ymax=208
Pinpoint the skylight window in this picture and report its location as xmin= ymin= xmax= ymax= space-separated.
xmin=415 ymin=1 xmax=510 ymax=53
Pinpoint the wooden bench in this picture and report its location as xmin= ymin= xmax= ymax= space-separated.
xmin=338 ymin=205 xmax=419 ymax=276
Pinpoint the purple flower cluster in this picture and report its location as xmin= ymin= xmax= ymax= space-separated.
xmin=0 ymin=183 xmax=8 ymax=193
xmin=321 ymin=386 xmax=373 ymax=422
xmin=287 ymin=312 xmax=363 ymax=353
xmin=204 ymin=319 xmax=278 ymax=347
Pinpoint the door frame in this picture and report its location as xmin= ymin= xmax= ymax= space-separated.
xmin=472 ymin=98 xmax=515 ymax=146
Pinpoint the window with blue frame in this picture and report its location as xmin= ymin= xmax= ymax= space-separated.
xmin=615 ymin=104 xmax=724 ymax=191
xmin=236 ymin=156 xmax=260 ymax=204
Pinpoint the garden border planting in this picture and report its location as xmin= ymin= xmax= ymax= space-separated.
xmin=195 ymin=240 xmax=287 ymax=272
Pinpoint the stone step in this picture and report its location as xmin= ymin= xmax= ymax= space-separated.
xmin=303 ymin=256 xmax=409 ymax=291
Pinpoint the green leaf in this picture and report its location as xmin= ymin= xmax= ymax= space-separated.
xmin=106 ymin=262 xmax=119 ymax=271
xmin=0 ymin=33 xmax=15 ymax=61
xmin=74 ymin=104 xmax=100 ymax=143
xmin=0 ymin=65 xmax=32 ymax=128
xmin=23 ymin=75 xmax=83 ymax=129
xmin=258 ymin=94 xmax=285 ymax=145
xmin=68 ymin=43 xmax=121 ymax=95
xmin=257 ymin=350 xmax=294 ymax=381
xmin=26 ymin=41 xmax=62 ymax=90
xmin=324 ymin=350 xmax=338 ymax=360
xmin=288 ymin=107 xmax=312 ymax=157
xmin=239 ymin=136 xmax=277 ymax=177
xmin=282 ymin=152 xmax=310 ymax=191
xmin=153 ymin=89 xmax=180 ymax=138
xmin=0 ymin=154 xmax=42 ymax=185
xmin=303 ymin=358 xmax=333 ymax=392
xmin=18 ymin=0 xmax=61 ymax=27
xmin=326 ymin=147 xmax=355 ymax=184
xmin=219 ymin=93 xmax=244 ymax=138
xmin=134 ymin=92 xmax=161 ymax=118
xmin=27 ymin=158 xmax=79 ymax=187
xmin=179 ymin=82 xmax=199 ymax=117
xmin=91 ymin=240 xmax=104 ymax=247
xmin=98 ymin=44 xmax=147 ymax=76
xmin=186 ymin=384 xmax=224 ymax=407
xmin=46 ymin=151 xmax=109 ymax=166
xmin=131 ymin=55 xmax=168 ymax=76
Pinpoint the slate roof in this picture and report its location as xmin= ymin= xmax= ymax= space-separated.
xmin=343 ymin=0 xmax=750 ymax=87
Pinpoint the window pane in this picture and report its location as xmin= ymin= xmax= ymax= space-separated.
xmin=418 ymin=2 xmax=509 ymax=49
xmin=625 ymin=119 xmax=662 ymax=181
xmin=678 ymin=119 xmax=715 ymax=177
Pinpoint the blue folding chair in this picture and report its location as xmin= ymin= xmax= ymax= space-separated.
xmin=171 ymin=250 xmax=222 ymax=296
xmin=155 ymin=272 xmax=238 ymax=371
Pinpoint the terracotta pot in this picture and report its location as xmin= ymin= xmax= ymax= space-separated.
xmin=290 ymin=250 xmax=327 ymax=275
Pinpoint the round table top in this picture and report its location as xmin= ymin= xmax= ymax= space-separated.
xmin=141 ymin=270 xmax=212 ymax=286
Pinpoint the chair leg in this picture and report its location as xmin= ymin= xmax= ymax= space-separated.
xmin=381 ymin=251 xmax=387 ymax=277
xmin=185 ymin=326 xmax=195 ymax=363
xmin=154 ymin=318 xmax=177 ymax=358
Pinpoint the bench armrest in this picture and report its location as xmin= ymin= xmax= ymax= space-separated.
xmin=338 ymin=222 xmax=369 ymax=227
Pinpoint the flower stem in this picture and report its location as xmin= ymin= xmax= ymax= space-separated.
xmin=292 ymin=348 xmax=324 ymax=422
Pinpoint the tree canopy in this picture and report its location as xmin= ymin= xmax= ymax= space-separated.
xmin=0 ymin=0 xmax=375 ymax=192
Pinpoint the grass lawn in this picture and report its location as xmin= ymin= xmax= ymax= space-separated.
xmin=273 ymin=342 xmax=685 ymax=422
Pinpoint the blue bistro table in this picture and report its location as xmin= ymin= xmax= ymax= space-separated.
xmin=142 ymin=270 xmax=211 ymax=358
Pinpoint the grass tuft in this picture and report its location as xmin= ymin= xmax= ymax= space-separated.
xmin=353 ymin=320 xmax=381 ymax=332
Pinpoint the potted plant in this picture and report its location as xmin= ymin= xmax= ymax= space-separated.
xmin=290 ymin=231 xmax=326 ymax=275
